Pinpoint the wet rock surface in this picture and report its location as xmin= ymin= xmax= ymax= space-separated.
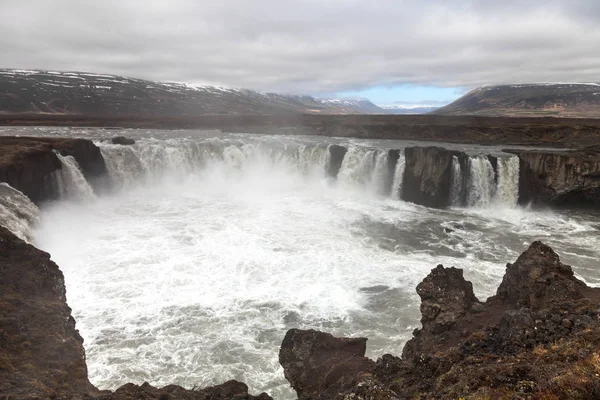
xmin=505 ymin=147 xmax=600 ymax=207
xmin=0 ymin=226 xmax=94 ymax=398
xmin=111 ymin=136 xmax=136 ymax=145
xmin=279 ymin=329 xmax=375 ymax=400
xmin=0 ymin=136 xmax=107 ymax=203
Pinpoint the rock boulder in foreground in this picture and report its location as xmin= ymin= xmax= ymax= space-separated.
xmin=280 ymin=241 xmax=600 ymax=399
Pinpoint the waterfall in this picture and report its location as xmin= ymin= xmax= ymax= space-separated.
xmin=390 ymin=149 xmax=406 ymax=200
xmin=337 ymin=146 xmax=397 ymax=194
xmin=494 ymin=156 xmax=520 ymax=207
xmin=450 ymin=156 xmax=463 ymax=206
xmin=467 ymin=156 xmax=496 ymax=207
xmin=54 ymin=154 xmax=96 ymax=200
xmin=369 ymin=151 xmax=391 ymax=195
xmin=0 ymin=183 xmax=40 ymax=242
xmin=98 ymin=139 xmax=330 ymax=190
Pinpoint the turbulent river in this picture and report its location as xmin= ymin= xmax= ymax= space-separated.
xmin=2 ymin=127 xmax=600 ymax=398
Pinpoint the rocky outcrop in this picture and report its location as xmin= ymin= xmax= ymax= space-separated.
xmin=326 ymin=145 xmax=347 ymax=179
xmin=402 ymin=266 xmax=482 ymax=360
xmin=0 ymin=226 xmax=272 ymax=400
xmin=0 ymin=226 xmax=94 ymax=398
xmin=401 ymin=147 xmax=465 ymax=208
xmin=281 ymin=241 xmax=600 ymax=399
xmin=506 ymin=147 xmax=600 ymax=206
xmin=101 ymin=380 xmax=272 ymax=400
xmin=494 ymin=241 xmax=587 ymax=309
xmin=0 ymin=137 xmax=108 ymax=203
xmin=279 ymin=329 xmax=375 ymax=399
xmin=112 ymin=136 xmax=136 ymax=145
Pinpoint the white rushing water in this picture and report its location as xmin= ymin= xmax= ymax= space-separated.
xmin=467 ymin=155 xmax=497 ymax=207
xmin=54 ymin=153 xmax=97 ymax=201
xmin=391 ymin=150 xmax=406 ymax=200
xmin=0 ymin=183 xmax=40 ymax=242
xmin=450 ymin=156 xmax=463 ymax=206
xmin=14 ymin=132 xmax=598 ymax=399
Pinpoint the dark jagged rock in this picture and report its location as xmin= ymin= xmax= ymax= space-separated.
xmin=402 ymin=147 xmax=465 ymax=208
xmin=385 ymin=149 xmax=400 ymax=197
xmin=0 ymin=226 xmax=95 ymax=398
xmin=326 ymin=145 xmax=347 ymax=179
xmin=102 ymin=380 xmax=272 ymax=400
xmin=112 ymin=136 xmax=136 ymax=145
xmin=505 ymin=147 xmax=600 ymax=207
xmin=279 ymin=329 xmax=375 ymax=399
xmin=402 ymin=265 xmax=481 ymax=360
xmin=493 ymin=241 xmax=587 ymax=310
xmin=0 ymin=136 xmax=108 ymax=203
xmin=280 ymin=241 xmax=600 ymax=399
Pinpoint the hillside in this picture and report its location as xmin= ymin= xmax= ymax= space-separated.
xmin=433 ymin=83 xmax=600 ymax=118
xmin=0 ymin=69 xmax=385 ymax=116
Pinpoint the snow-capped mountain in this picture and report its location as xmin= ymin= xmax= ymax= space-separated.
xmin=379 ymin=105 xmax=440 ymax=114
xmin=0 ymin=69 xmax=385 ymax=116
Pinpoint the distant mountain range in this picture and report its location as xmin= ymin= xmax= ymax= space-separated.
xmin=433 ymin=83 xmax=600 ymax=118
xmin=380 ymin=105 xmax=440 ymax=114
xmin=2 ymin=70 xmax=598 ymax=119
xmin=0 ymin=69 xmax=387 ymax=116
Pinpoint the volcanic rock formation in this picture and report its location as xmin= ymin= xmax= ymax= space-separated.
xmin=280 ymin=241 xmax=600 ymax=399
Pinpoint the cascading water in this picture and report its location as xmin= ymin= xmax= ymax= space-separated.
xmin=54 ymin=154 xmax=96 ymax=200
xmin=369 ymin=151 xmax=391 ymax=195
xmin=390 ymin=149 xmax=406 ymax=200
xmin=467 ymin=155 xmax=496 ymax=207
xmin=99 ymin=139 xmax=331 ymax=190
xmin=12 ymin=128 xmax=598 ymax=399
xmin=0 ymin=182 xmax=40 ymax=242
xmin=450 ymin=156 xmax=463 ymax=206
xmin=494 ymin=156 xmax=520 ymax=207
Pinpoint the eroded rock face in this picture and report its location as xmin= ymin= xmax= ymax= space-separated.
xmin=0 ymin=137 xmax=108 ymax=203
xmin=326 ymin=144 xmax=347 ymax=179
xmin=402 ymin=147 xmax=464 ymax=208
xmin=0 ymin=226 xmax=94 ymax=398
xmin=279 ymin=329 xmax=375 ymax=399
xmin=494 ymin=241 xmax=586 ymax=310
xmin=507 ymin=148 xmax=600 ymax=207
xmin=402 ymin=265 xmax=481 ymax=360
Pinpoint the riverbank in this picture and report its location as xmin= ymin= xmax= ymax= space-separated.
xmin=2 ymin=114 xmax=600 ymax=147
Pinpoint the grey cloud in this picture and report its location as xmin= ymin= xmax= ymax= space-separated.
xmin=0 ymin=0 xmax=599 ymax=94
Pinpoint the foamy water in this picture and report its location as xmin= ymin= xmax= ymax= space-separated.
xmin=0 ymin=127 xmax=597 ymax=398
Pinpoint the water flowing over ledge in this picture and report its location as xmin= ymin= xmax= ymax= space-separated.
xmin=0 ymin=131 xmax=599 ymax=398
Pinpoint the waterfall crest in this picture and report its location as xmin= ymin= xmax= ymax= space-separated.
xmin=54 ymin=154 xmax=96 ymax=201
xmin=391 ymin=150 xmax=406 ymax=200
xmin=0 ymin=183 xmax=40 ymax=242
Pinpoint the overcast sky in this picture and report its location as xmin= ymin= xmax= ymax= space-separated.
xmin=1 ymin=0 xmax=599 ymax=105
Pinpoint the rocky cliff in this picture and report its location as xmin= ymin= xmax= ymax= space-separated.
xmin=0 ymin=137 xmax=107 ymax=204
xmin=280 ymin=242 xmax=600 ymax=399
xmin=506 ymin=146 xmax=600 ymax=206
xmin=0 ymin=226 xmax=94 ymax=398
